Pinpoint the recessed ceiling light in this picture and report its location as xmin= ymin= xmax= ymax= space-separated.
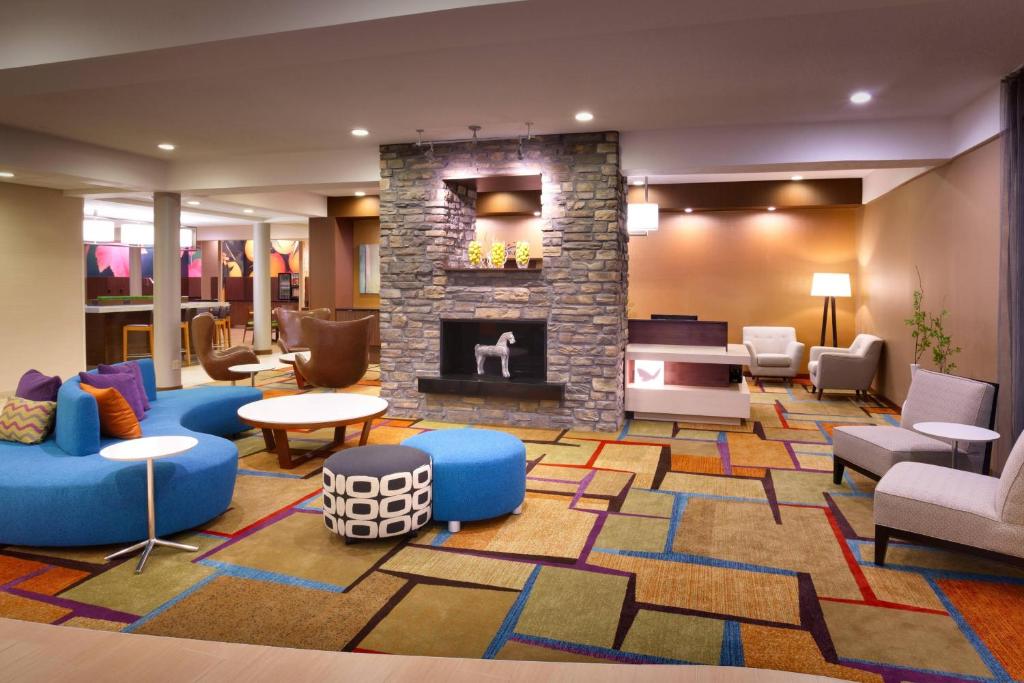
xmin=767 ymin=206 xmax=777 ymax=212
xmin=186 ymin=200 xmax=200 ymax=206
xmin=354 ymin=191 xmax=366 ymax=197
xmin=243 ymin=208 xmax=254 ymax=214
xmin=632 ymin=179 xmax=644 ymax=186
xmin=157 ymin=143 xmax=176 ymax=151
xmin=574 ymin=111 xmax=594 ymax=122
xmin=0 ymin=171 xmax=13 ymax=178
xmin=533 ymin=211 xmax=541 ymax=217
xmin=791 ymin=175 xmax=804 ymax=181
xmin=684 ymin=208 xmax=694 ymax=213
xmin=351 ymin=128 xmax=370 ymax=137
xmin=849 ymin=91 xmax=872 ymax=105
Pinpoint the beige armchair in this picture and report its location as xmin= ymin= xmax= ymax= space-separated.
xmin=873 ymin=430 xmax=1024 ymax=567
xmin=808 ymin=334 xmax=883 ymax=399
xmin=742 ymin=327 xmax=804 ymax=383
xmin=833 ymin=369 xmax=997 ymax=482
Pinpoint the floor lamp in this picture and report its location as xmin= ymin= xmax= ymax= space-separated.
xmin=811 ymin=273 xmax=851 ymax=346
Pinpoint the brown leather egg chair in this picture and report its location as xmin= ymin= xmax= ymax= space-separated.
xmin=275 ymin=307 xmax=333 ymax=353
xmin=191 ymin=312 xmax=260 ymax=382
xmin=295 ymin=316 xmax=372 ymax=389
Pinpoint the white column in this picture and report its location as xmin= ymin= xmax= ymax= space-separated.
xmin=128 ymin=247 xmax=143 ymax=296
xmin=153 ymin=192 xmax=182 ymax=389
xmin=252 ymin=222 xmax=272 ymax=353
xmin=297 ymin=241 xmax=306 ymax=310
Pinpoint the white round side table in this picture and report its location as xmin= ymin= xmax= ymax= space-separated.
xmin=913 ymin=421 xmax=1000 ymax=474
xmin=99 ymin=435 xmax=200 ymax=574
xmin=228 ymin=362 xmax=280 ymax=387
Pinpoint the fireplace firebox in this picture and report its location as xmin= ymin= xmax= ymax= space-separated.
xmin=417 ymin=319 xmax=564 ymax=401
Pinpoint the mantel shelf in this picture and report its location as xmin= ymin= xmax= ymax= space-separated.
xmin=443 ymin=266 xmax=542 ymax=273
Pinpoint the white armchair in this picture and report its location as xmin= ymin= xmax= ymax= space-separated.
xmin=808 ymin=334 xmax=883 ymax=399
xmin=874 ymin=428 xmax=1024 ymax=567
xmin=742 ymin=327 xmax=805 ymax=383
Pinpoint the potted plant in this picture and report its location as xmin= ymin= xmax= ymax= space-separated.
xmin=904 ymin=267 xmax=961 ymax=377
xmin=929 ymin=308 xmax=961 ymax=374
xmin=904 ymin=268 xmax=931 ymax=378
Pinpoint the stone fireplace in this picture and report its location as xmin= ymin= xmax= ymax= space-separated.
xmin=378 ymin=131 xmax=628 ymax=431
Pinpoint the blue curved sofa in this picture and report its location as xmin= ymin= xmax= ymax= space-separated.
xmin=0 ymin=359 xmax=262 ymax=547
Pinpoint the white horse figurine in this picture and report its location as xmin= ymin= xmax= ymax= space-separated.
xmin=475 ymin=332 xmax=516 ymax=378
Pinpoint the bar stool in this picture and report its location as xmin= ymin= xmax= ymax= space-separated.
xmin=123 ymin=324 xmax=153 ymax=362
xmin=121 ymin=323 xmax=191 ymax=366
xmin=212 ymin=306 xmax=232 ymax=350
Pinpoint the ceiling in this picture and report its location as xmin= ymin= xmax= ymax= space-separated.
xmin=0 ymin=0 xmax=1021 ymax=164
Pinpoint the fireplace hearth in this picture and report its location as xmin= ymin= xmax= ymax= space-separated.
xmin=418 ymin=319 xmax=565 ymax=401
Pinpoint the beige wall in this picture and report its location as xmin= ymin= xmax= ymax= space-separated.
xmin=0 ymin=183 xmax=85 ymax=393
xmin=857 ymin=139 xmax=1001 ymax=405
xmin=628 ymin=207 xmax=860 ymax=371
xmin=352 ymin=218 xmax=380 ymax=309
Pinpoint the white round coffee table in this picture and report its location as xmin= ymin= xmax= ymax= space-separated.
xmin=914 ymin=421 xmax=1000 ymax=473
xmin=229 ymin=362 xmax=280 ymax=387
xmin=237 ymin=393 xmax=389 ymax=469
xmin=99 ymin=436 xmax=200 ymax=574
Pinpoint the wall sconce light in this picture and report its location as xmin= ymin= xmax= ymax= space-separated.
xmin=627 ymin=176 xmax=659 ymax=235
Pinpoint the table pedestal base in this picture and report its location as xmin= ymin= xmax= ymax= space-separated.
xmin=261 ymin=421 xmax=374 ymax=469
xmin=105 ymin=537 xmax=199 ymax=574
xmin=103 ymin=457 xmax=199 ymax=574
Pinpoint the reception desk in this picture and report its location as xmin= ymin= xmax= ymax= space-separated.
xmin=85 ymin=301 xmax=224 ymax=367
xmin=624 ymin=319 xmax=751 ymax=424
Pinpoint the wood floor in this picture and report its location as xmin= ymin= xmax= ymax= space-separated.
xmin=0 ymin=618 xmax=833 ymax=682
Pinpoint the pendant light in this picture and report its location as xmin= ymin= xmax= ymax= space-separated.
xmin=627 ymin=176 xmax=659 ymax=235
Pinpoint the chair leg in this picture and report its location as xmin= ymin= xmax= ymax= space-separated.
xmin=832 ymin=459 xmax=845 ymax=485
xmin=874 ymin=525 xmax=890 ymax=566
xmin=181 ymin=322 xmax=191 ymax=366
xmin=817 ymin=388 xmax=824 ymax=400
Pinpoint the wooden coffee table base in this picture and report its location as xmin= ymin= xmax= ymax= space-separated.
xmin=261 ymin=421 xmax=374 ymax=469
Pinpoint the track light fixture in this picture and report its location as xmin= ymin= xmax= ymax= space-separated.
xmin=469 ymin=125 xmax=481 ymax=148
xmin=516 ymin=121 xmax=534 ymax=160
xmin=416 ymin=129 xmax=434 ymax=160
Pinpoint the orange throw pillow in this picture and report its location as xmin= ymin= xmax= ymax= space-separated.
xmin=79 ymin=383 xmax=142 ymax=439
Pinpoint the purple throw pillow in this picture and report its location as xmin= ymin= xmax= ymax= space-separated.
xmin=98 ymin=361 xmax=150 ymax=411
xmin=15 ymin=370 xmax=61 ymax=403
xmin=79 ymin=372 xmax=145 ymax=420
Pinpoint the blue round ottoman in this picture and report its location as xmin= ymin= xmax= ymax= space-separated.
xmin=402 ymin=428 xmax=526 ymax=533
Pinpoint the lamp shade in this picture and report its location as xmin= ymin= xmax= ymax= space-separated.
xmin=627 ymin=202 xmax=659 ymax=234
xmin=120 ymin=223 xmax=154 ymax=246
xmin=83 ymin=218 xmax=115 ymax=243
xmin=811 ymin=272 xmax=851 ymax=298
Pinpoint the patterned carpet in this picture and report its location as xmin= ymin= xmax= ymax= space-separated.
xmin=3 ymin=369 xmax=1024 ymax=682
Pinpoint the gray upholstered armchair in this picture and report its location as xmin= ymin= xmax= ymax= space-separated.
xmin=808 ymin=334 xmax=883 ymax=399
xmin=833 ymin=369 xmax=997 ymax=482
xmin=874 ymin=429 xmax=1023 ymax=567
xmin=742 ymin=326 xmax=804 ymax=383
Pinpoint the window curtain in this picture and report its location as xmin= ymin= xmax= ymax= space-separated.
xmin=1001 ymin=67 xmax=1024 ymax=468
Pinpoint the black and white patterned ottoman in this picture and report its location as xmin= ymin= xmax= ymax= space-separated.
xmin=322 ymin=445 xmax=432 ymax=542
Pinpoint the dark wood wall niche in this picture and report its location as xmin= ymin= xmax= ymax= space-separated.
xmin=417 ymin=317 xmax=564 ymax=401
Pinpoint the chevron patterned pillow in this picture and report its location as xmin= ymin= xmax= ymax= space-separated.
xmin=0 ymin=397 xmax=57 ymax=445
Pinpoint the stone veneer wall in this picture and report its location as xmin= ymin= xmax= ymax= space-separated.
xmin=378 ymin=131 xmax=628 ymax=431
